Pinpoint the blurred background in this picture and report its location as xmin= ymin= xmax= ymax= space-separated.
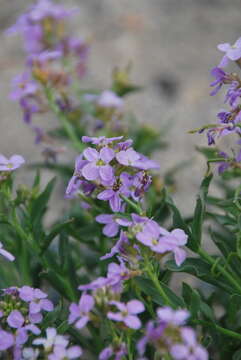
xmin=0 ymin=0 xmax=241 ymax=214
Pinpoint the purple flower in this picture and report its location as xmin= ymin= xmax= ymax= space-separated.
xmin=0 ymin=330 xmax=14 ymax=351
xmin=136 ymin=221 xmax=187 ymax=266
xmin=49 ymin=345 xmax=82 ymax=360
xmin=96 ymin=90 xmax=124 ymax=109
xmin=137 ymin=321 xmax=166 ymax=356
xmin=19 ymin=286 xmax=53 ymax=316
xmin=65 ymin=155 xmax=88 ymax=197
xmin=224 ymin=81 xmax=241 ymax=107
xmin=96 ymin=214 xmax=131 ymax=238
xmin=33 ymin=328 xmax=68 ymax=351
xmin=0 ymin=242 xmax=15 ymax=261
xmin=68 ymin=294 xmax=94 ymax=329
xmin=157 ymin=307 xmax=189 ymax=326
xmin=28 ymin=0 xmax=77 ymax=22
xmin=170 ymin=327 xmax=208 ymax=360
xmin=81 ymin=147 xmax=115 ymax=183
xmin=210 ymin=67 xmax=228 ymax=96
xmin=97 ymin=173 xmax=132 ymax=212
xmin=100 ymin=230 xmax=130 ymax=260
xmin=7 ymin=310 xmax=25 ymax=329
xmin=217 ymin=110 xmax=232 ymax=124
xmin=107 ymin=299 xmax=144 ymax=329
xmin=82 ymin=135 xmax=123 ymax=146
xmin=0 ymin=154 xmax=25 ymax=171
xmin=78 ymin=276 xmax=111 ymax=292
xmin=116 ymin=148 xmax=159 ymax=170
xmin=218 ymin=37 xmax=241 ymax=67
xmin=99 ymin=343 xmax=127 ymax=360
xmin=10 ymin=72 xmax=38 ymax=101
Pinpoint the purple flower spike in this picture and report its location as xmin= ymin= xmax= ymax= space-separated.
xmin=68 ymin=293 xmax=94 ymax=329
xmin=116 ymin=148 xmax=159 ymax=170
xmin=0 ymin=242 xmax=15 ymax=261
xmin=107 ymin=299 xmax=144 ymax=329
xmin=0 ymin=154 xmax=25 ymax=171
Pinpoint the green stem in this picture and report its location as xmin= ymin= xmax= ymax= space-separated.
xmin=194 ymin=320 xmax=241 ymax=340
xmin=198 ymin=248 xmax=241 ymax=295
xmin=121 ymin=195 xmax=143 ymax=215
xmin=144 ymin=254 xmax=173 ymax=307
xmin=44 ymin=86 xmax=83 ymax=152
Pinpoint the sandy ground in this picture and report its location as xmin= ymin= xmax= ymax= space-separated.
xmin=0 ymin=0 xmax=241 ymax=216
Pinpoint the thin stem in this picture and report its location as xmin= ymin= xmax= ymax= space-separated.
xmin=144 ymin=254 xmax=173 ymax=307
xmin=198 ymin=248 xmax=241 ymax=295
xmin=44 ymin=86 xmax=84 ymax=152
xmin=193 ymin=319 xmax=241 ymax=340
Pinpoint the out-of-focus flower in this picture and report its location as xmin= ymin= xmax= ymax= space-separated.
xmin=0 ymin=155 xmax=25 ymax=172
xmin=107 ymin=299 xmax=144 ymax=329
xmin=218 ymin=37 xmax=241 ymax=67
xmin=68 ymin=294 xmax=94 ymax=329
xmin=0 ymin=242 xmax=15 ymax=261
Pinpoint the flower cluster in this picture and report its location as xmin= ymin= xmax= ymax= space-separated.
xmin=31 ymin=327 xmax=82 ymax=360
xmin=137 ymin=307 xmax=208 ymax=360
xmin=66 ymin=135 xmax=158 ymax=210
xmin=198 ymin=36 xmax=241 ymax=174
xmin=0 ymin=286 xmax=53 ymax=358
xmin=7 ymin=0 xmax=89 ymax=155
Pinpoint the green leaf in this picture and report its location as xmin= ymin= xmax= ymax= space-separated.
xmin=233 ymin=349 xmax=241 ymax=360
xmin=40 ymin=218 xmax=74 ymax=254
xmin=182 ymin=283 xmax=201 ymax=317
xmin=30 ymin=177 xmax=56 ymax=229
xmin=135 ymin=277 xmax=185 ymax=308
xmin=166 ymin=258 xmax=235 ymax=294
xmin=191 ymin=174 xmax=213 ymax=250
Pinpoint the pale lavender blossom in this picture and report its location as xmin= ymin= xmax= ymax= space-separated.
xmin=157 ymin=307 xmax=189 ymax=326
xmin=82 ymin=135 xmax=123 ymax=146
xmin=218 ymin=37 xmax=241 ymax=67
xmin=100 ymin=230 xmax=130 ymax=260
xmin=97 ymin=90 xmax=124 ymax=109
xmin=68 ymin=293 xmax=94 ymax=329
xmin=99 ymin=343 xmax=127 ymax=360
xmin=0 ymin=330 xmax=14 ymax=350
xmin=10 ymin=72 xmax=38 ymax=101
xmin=135 ymin=219 xmax=187 ymax=266
xmin=19 ymin=286 xmax=53 ymax=316
xmin=33 ymin=328 xmax=68 ymax=351
xmin=65 ymin=155 xmax=88 ymax=197
xmin=170 ymin=327 xmax=208 ymax=360
xmin=0 ymin=155 xmax=25 ymax=172
xmin=116 ymin=148 xmax=159 ymax=170
xmin=107 ymin=299 xmax=144 ymax=329
xmin=97 ymin=173 xmax=133 ymax=212
xmin=96 ymin=214 xmax=131 ymax=237
xmin=22 ymin=347 xmax=40 ymax=359
xmin=210 ymin=67 xmax=229 ymax=96
xmin=49 ymin=345 xmax=82 ymax=360
xmin=7 ymin=310 xmax=25 ymax=329
xmin=81 ymin=147 xmax=115 ymax=183
xmin=0 ymin=242 xmax=15 ymax=261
